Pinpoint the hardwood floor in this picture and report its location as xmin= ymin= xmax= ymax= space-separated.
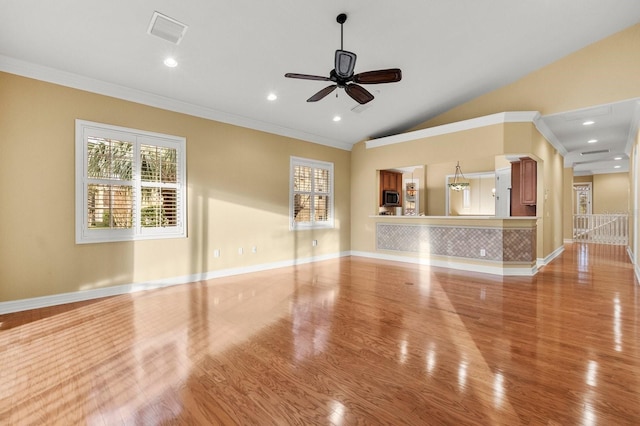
xmin=1 ymin=243 xmax=639 ymax=425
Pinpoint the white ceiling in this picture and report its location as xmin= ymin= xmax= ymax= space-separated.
xmin=1 ymin=1 xmax=639 ymax=172
xmin=540 ymin=99 xmax=640 ymax=176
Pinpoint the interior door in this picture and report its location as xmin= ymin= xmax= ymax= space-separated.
xmin=574 ymin=184 xmax=592 ymax=215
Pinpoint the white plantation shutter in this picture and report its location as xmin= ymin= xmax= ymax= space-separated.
xmin=76 ymin=120 xmax=186 ymax=243
xmin=290 ymin=157 xmax=334 ymax=230
xmin=86 ymin=135 xmax=135 ymax=230
xmin=138 ymin=140 xmax=182 ymax=234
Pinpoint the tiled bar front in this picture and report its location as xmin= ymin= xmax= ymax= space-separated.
xmin=373 ymin=217 xmax=538 ymax=275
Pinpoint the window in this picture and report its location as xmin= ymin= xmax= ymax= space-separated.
xmin=290 ymin=157 xmax=334 ymax=230
xmin=75 ymin=120 xmax=186 ymax=243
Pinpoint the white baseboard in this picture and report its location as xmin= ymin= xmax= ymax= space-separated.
xmin=537 ymin=244 xmax=565 ymax=269
xmin=628 ymin=246 xmax=640 ymax=285
xmin=0 ymin=251 xmax=351 ymax=315
xmin=350 ymin=251 xmax=537 ymax=277
xmin=0 ymin=245 xmax=578 ymax=315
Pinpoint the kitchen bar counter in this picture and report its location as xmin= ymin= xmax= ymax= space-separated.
xmin=362 ymin=215 xmax=539 ymax=276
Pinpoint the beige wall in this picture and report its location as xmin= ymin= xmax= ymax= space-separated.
xmin=403 ymin=23 xmax=640 ymax=260
xmin=592 ymin=173 xmax=630 ymax=214
xmin=0 ymin=72 xmax=351 ymax=302
xmin=3 ymin=23 xmax=640 ymax=304
xmin=503 ymin=123 xmax=564 ymax=259
xmin=566 ymin=173 xmax=630 ymax=240
xmin=573 ymin=176 xmax=594 ymax=184
xmin=356 ymin=123 xmax=502 ymax=215
xmin=413 ymin=23 xmax=640 ymax=129
xmin=563 ymin=168 xmax=575 ymax=241
xmin=535 ymin=128 xmax=565 ymax=257
xmin=350 ymin=121 xmax=563 ymax=260
xmin=632 ymin=131 xmax=639 ymax=267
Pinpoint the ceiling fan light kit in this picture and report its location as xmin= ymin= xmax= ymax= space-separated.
xmin=285 ymin=13 xmax=402 ymax=105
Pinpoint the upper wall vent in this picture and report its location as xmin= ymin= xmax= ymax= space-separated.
xmin=147 ymin=12 xmax=188 ymax=45
xmin=580 ymin=149 xmax=610 ymax=156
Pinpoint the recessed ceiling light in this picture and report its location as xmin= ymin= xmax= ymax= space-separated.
xmin=614 ymin=157 xmax=622 ymax=160
xmin=583 ymin=120 xmax=595 ymax=126
xmin=164 ymin=57 xmax=178 ymax=68
xmin=587 ymin=139 xmax=598 ymax=144
xmin=614 ymin=165 xmax=621 ymax=169
xmin=333 ymin=116 xmax=342 ymax=122
xmin=267 ymin=93 xmax=277 ymax=101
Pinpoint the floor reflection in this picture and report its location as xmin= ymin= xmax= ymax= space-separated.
xmin=290 ymin=281 xmax=337 ymax=363
xmin=1 ymin=244 xmax=639 ymax=424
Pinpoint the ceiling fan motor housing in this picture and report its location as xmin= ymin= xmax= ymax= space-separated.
xmin=335 ymin=50 xmax=357 ymax=78
xmin=284 ymin=11 xmax=401 ymax=105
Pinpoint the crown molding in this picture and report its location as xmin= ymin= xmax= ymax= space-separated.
xmin=365 ymin=111 xmax=540 ymax=149
xmin=532 ymin=114 xmax=568 ymax=157
xmin=625 ymin=99 xmax=640 ymax=156
xmin=0 ymin=55 xmax=353 ymax=151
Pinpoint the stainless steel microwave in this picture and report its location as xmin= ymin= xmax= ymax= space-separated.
xmin=383 ymin=190 xmax=400 ymax=206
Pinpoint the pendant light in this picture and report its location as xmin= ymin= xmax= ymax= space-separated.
xmin=448 ymin=161 xmax=469 ymax=191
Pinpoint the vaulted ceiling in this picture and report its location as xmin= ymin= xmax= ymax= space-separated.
xmin=1 ymin=1 xmax=639 ymax=173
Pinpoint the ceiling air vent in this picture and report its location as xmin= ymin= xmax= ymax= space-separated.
xmin=351 ymin=103 xmax=371 ymax=114
xmin=147 ymin=12 xmax=188 ymax=45
xmin=580 ymin=149 xmax=609 ymax=156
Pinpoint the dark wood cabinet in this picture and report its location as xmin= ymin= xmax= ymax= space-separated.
xmin=380 ymin=170 xmax=403 ymax=206
xmin=510 ymin=159 xmax=537 ymax=216
xmin=520 ymin=157 xmax=537 ymax=205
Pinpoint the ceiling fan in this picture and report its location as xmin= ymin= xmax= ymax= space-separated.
xmin=285 ymin=13 xmax=402 ymax=105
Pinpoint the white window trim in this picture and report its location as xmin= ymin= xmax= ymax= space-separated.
xmin=289 ymin=156 xmax=335 ymax=230
xmin=75 ymin=119 xmax=187 ymax=244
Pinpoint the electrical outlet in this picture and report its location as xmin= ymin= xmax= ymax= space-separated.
xmin=214 ymin=249 xmax=220 ymax=258
xmin=312 ymin=239 xmax=318 ymax=247
xmin=480 ymin=249 xmax=486 ymax=257
xmin=252 ymin=246 xmax=257 ymax=254
xmin=238 ymin=247 xmax=244 ymax=255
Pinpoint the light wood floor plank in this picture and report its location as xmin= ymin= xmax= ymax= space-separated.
xmin=1 ymin=243 xmax=639 ymax=425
